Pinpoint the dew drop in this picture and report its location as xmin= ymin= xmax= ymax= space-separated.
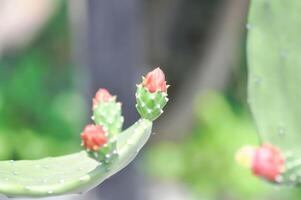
xmin=79 ymin=176 xmax=89 ymax=182
xmin=59 ymin=179 xmax=65 ymax=184
xmin=246 ymin=23 xmax=253 ymax=30
xmin=47 ymin=190 xmax=53 ymax=194
xmin=280 ymin=49 xmax=288 ymax=59
xmin=24 ymin=186 xmax=30 ymax=190
xmin=277 ymin=126 xmax=286 ymax=135
xmin=275 ymin=175 xmax=283 ymax=183
xmin=246 ymin=97 xmax=251 ymax=105
xmin=253 ymin=76 xmax=262 ymax=86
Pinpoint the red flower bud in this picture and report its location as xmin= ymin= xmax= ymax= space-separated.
xmin=81 ymin=124 xmax=107 ymax=151
xmin=143 ymin=67 xmax=167 ymax=93
xmin=252 ymin=143 xmax=285 ymax=181
xmin=93 ymin=88 xmax=113 ymax=109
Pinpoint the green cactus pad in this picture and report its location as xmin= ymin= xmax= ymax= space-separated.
xmin=135 ymin=85 xmax=168 ymax=121
xmin=92 ymin=99 xmax=123 ymax=162
xmin=0 ymin=119 xmax=152 ymax=198
xmin=93 ymin=100 xmax=124 ymax=135
xmin=247 ymin=0 xmax=301 ymax=185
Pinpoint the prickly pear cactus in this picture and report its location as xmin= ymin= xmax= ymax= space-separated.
xmin=247 ymin=0 xmax=301 ymax=185
xmin=92 ymin=89 xmax=124 ymax=135
xmin=0 ymin=67 xmax=168 ymax=198
xmin=136 ymin=68 xmax=168 ymax=121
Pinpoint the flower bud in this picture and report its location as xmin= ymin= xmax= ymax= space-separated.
xmin=81 ymin=124 xmax=108 ymax=151
xmin=136 ymin=67 xmax=168 ymax=121
xmin=93 ymin=88 xmax=113 ymax=109
xmin=252 ymin=143 xmax=285 ymax=181
xmin=142 ymin=67 xmax=167 ymax=93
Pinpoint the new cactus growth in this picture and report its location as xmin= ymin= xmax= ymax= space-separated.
xmin=245 ymin=0 xmax=301 ymax=185
xmin=0 ymin=67 xmax=168 ymax=198
xmin=92 ymin=88 xmax=123 ymax=135
xmin=91 ymin=89 xmax=123 ymax=162
xmin=136 ymin=67 xmax=168 ymax=121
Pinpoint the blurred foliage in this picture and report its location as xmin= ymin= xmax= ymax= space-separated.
xmin=145 ymin=92 xmax=301 ymax=199
xmin=0 ymin=3 xmax=86 ymax=160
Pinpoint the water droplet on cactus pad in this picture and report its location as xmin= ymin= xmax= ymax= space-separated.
xmin=275 ymin=175 xmax=283 ymax=183
xmin=277 ymin=126 xmax=286 ymax=135
xmin=253 ymin=76 xmax=262 ymax=86
xmin=24 ymin=186 xmax=30 ymax=190
xmin=280 ymin=49 xmax=288 ymax=59
xmin=246 ymin=23 xmax=253 ymax=30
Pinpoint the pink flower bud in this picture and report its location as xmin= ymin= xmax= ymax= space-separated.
xmin=81 ymin=124 xmax=107 ymax=151
xmin=143 ymin=67 xmax=167 ymax=93
xmin=252 ymin=143 xmax=285 ymax=181
xmin=93 ymin=88 xmax=113 ymax=109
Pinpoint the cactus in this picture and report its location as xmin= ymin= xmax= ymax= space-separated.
xmin=246 ymin=0 xmax=301 ymax=185
xmin=136 ymin=68 xmax=168 ymax=121
xmin=0 ymin=68 xmax=168 ymax=198
xmin=92 ymin=89 xmax=124 ymax=135
xmin=90 ymin=89 xmax=123 ymax=162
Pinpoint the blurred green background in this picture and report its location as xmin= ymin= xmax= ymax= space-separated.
xmin=0 ymin=0 xmax=300 ymax=200
xmin=0 ymin=3 xmax=84 ymax=160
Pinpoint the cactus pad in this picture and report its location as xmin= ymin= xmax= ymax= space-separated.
xmin=93 ymin=100 xmax=123 ymax=135
xmin=135 ymin=85 xmax=168 ymax=121
xmin=0 ymin=119 xmax=152 ymax=198
xmin=247 ymin=0 xmax=301 ymax=185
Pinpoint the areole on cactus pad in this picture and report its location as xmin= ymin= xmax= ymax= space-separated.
xmin=0 ymin=67 xmax=168 ymax=198
xmin=241 ymin=0 xmax=301 ymax=185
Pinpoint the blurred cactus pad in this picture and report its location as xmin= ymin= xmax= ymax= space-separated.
xmin=247 ymin=0 xmax=301 ymax=185
xmin=0 ymin=68 xmax=168 ymax=198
